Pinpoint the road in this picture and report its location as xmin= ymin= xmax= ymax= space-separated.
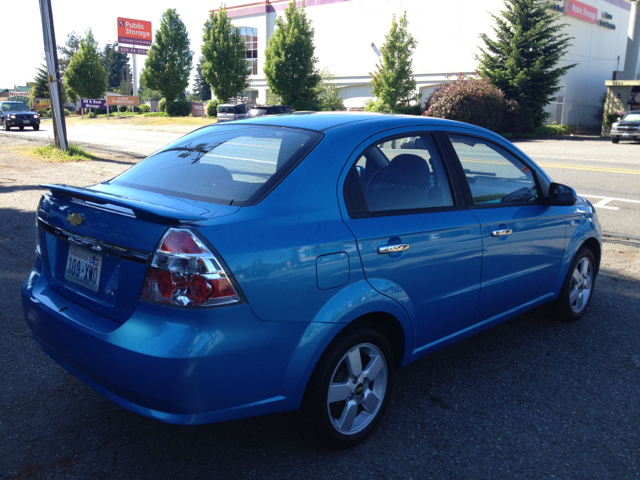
xmin=1 ymin=126 xmax=639 ymax=479
xmin=6 ymin=122 xmax=640 ymax=239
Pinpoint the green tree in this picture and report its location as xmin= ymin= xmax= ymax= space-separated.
xmin=64 ymin=29 xmax=107 ymax=101
xmin=201 ymin=7 xmax=249 ymax=102
xmin=141 ymin=8 xmax=194 ymax=102
xmin=316 ymin=68 xmax=343 ymax=110
xmin=32 ymin=63 xmax=50 ymax=99
xmin=476 ymin=0 xmax=576 ymax=131
xmin=368 ymin=12 xmax=420 ymax=113
xmin=58 ymin=31 xmax=81 ymax=77
xmin=194 ymin=58 xmax=213 ymax=101
xmin=264 ymin=0 xmax=320 ymax=110
xmin=101 ymin=43 xmax=132 ymax=92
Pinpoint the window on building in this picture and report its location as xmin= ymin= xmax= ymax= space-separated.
xmin=239 ymin=27 xmax=258 ymax=75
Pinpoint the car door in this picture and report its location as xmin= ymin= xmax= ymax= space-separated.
xmin=442 ymin=131 xmax=567 ymax=323
xmin=340 ymin=130 xmax=482 ymax=350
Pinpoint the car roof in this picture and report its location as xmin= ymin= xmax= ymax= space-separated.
xmin=218 ymin=111 xmax=482 ymax=132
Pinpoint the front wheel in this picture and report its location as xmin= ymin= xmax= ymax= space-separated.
xmin=611 ymin=138 xmax=619 ymax=144
xmin=302 ymin=328 xmax=395 ymax=449
xmin=33 ymin=125 xmax=40 ymax=131
xmin=549 ymin=248 xmax=596 ymax=321
xmin=19 ymin=125 xmax=24 ymax=131
xmin=3 ymin=121 xmax=9 ymax=131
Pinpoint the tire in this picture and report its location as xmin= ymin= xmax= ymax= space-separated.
xmin=33 ymin=125 xmax=40 ymax=131
xmin=549 ymin=247 xmax=596 ymax=321
xmin=19 ymin=125 xmax=24 ymax=131
xmin=301 ymin=328 xmax=395 ymax=449
xmin=611 ymin=138 xmax=619 ymax=144
xmin=3 ymin=121 xmax=9 ymax=131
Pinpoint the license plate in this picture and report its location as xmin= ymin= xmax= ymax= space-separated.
xmin=623 ymin=133 xmax=630 ymax=137
xmin=65 ymin=245 xmax=102 ymax=292
xmin=23 ymin=120 xmax=30 ymax=124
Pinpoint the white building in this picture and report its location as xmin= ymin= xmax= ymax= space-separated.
xmin=216 ymin=0 xmax=640 ymax=129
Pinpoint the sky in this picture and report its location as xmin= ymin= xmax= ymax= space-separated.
xmin=1 ymin=0 xmax=224 ymax=91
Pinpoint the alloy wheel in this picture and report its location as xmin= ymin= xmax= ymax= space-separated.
xmin=569 ymin=257 xmax=593 ymax=314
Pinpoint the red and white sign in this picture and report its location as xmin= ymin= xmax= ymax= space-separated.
xmin=106 ymin=95 xmax=139 ymax=106
xmin=9 ymin=91 xmax=29 ymax=97
xmin=191 ymin=103 xmax=207 ymax=117
xmin=567 ymin=0 xmax=598 ymax=24
xmin=117 ymin=17 xmax=152 ymax=46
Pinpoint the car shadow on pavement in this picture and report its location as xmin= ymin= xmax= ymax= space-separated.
xmin=2 ymin=202 xmax=639 ymax=478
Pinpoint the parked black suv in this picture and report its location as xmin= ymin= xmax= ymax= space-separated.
xmin=1 ymin=101 xmax=41 ymax=131
xmin=248 ymin=105 xmax=294 ymax=117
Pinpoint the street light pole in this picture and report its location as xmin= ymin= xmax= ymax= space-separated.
xmin=39 ymin=0 xmax=68 ymax=151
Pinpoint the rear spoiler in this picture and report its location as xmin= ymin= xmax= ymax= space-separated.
xmin=41 ymin=184 xmax=210 ymax=224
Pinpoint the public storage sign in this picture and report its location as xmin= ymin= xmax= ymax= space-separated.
xmin=567 ymin=0 xmax=597 ymax=23
xmin=117 ymin=17 xmax=152 ymax=46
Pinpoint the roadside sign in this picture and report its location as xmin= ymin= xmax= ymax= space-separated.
xmin=117 ymin=17 xmax=152 ymax=46
xmin=9 ymin=91 xmax=29 ymax=97
xmin=192 ymin=103 xmax=207 ymax=117
xmin=34 ymin=98 xmax=52 ymax=109
xmin=117 ymin=45 xmax=148 ymax=55
xmin=106 ymin=95 xmax=140 ymax=106
xmin=81 ymin=98 xmax=107 ymax=109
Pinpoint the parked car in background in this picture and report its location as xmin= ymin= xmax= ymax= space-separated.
xmin=610 ymin=110 xmax=640 ymax=143
xmin=1 ymin=101 xmax=40 ymax=131
xmin=22 ymin=113 xmax=602 ymax=448
xmin=248 ymin=105 xmax=294 ymax=117
xmin=217 ymin=103 xmax=251 ymax=122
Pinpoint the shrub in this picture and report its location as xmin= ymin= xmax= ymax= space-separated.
xmin=139 ymin=103 xmax=152 ymax=113
xmin=37 ymin=108 xmax=48 ymax=117
xmin=165 ymin=99 xmax=191 ymax=117
xmin=64 ymin=110 xmax=70 ymax=116
xmin=424 ymin=74 xmax=513 ymax=133
xmin=158 ymin=98 xmax=167 ymax=113
xmin=207 ymin=98 xmax=222 ymax=117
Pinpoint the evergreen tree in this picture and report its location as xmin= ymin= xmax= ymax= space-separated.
xmin=264 ymin=0 xmax=320 ymax=110
xmin=368 ymin=12 xmax=420 ymax=113
xmin=201 ymin=7 xmax=249 ymax=102
xmin=194 ymin=58 xmax=213 ymax=101
xmin=141 ymin=9 xmax=194 ymax=102
xmin=102 ymin=43 xmax=132 ymax=92
xmin=32 ymin=64 xmax=50 ymax=98
xmin=64 ymin=29 xmax=107 ymax=101
xmin=476 ymin=0 xmax=576 ymax=130
xmin=58 ymin=31 xmax=81 ymax=77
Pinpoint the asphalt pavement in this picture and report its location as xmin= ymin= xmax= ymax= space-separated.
xmin=1 ymin=129 xmax=639 ymax=479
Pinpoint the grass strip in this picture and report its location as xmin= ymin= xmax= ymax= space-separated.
xmin=32 ymin=144 xmax=97 ymax=162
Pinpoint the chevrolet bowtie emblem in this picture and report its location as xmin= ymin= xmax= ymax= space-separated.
xmin=67 ymin=213 xmax=85 ymax=227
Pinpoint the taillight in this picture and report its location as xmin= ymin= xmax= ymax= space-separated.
xmin=141 ymin=228 xmax=241 ymax=307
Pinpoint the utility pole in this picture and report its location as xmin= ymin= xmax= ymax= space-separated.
xmin=39 ymin=0 xmax=68 ymax=151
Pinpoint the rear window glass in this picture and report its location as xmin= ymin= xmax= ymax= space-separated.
xmin=250 ymin=108 xmax=267 ymax=116
xmin=111 ymin=125 xmax=322 ymax=206
xmin=218 ymin=106 xmax=235 ymax=114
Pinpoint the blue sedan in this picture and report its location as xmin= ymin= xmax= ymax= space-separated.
xmin=22 ymin=113 xmax=601 ymax=448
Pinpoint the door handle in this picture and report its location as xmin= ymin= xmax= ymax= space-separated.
xmin=491 ymin=229 xmax=513 ymax=237
xmin=377 ymin=244 xmax=410 ymax=254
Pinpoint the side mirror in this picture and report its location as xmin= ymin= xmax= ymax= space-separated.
xmin=548 ymin=182 xmax=577 ymax=206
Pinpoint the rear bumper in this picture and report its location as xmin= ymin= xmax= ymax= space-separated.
xmin=21 ymin=263 xmax=338 ymax=425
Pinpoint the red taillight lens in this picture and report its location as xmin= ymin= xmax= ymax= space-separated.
xmin=141 ymin=228 xmax=241 ymax=308
xmin=160 ymin=230 xmax=203 ymax=254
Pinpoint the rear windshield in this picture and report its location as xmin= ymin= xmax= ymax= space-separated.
xmin=250 ymin=108 xmax=267 ymax=116
xmin=111 ymin=125 xmax=322 ymax=206
xmin=218 ymin=106 xmax=235 ymax=114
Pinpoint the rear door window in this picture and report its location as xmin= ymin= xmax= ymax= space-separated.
xmin=112 ymin=125 xmax=322 ymax=206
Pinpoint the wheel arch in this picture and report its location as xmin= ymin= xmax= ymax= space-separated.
xmin=581 ymin=236 xmax=601 ymax=273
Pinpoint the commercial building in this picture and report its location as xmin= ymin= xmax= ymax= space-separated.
xmin=216 ymin=0 xmax=640 ymax=129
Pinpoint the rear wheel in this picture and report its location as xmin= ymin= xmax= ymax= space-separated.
xmin=611 ymin=138 xmax=619 ymax=144
xmin=549 ymin=248 xmax=596 ymax=321
xmin=302 ymin=328 xmax=395 ymax=449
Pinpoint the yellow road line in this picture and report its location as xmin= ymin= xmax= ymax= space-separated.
xmin=460 ymin=158 xmax=640 ymax=175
